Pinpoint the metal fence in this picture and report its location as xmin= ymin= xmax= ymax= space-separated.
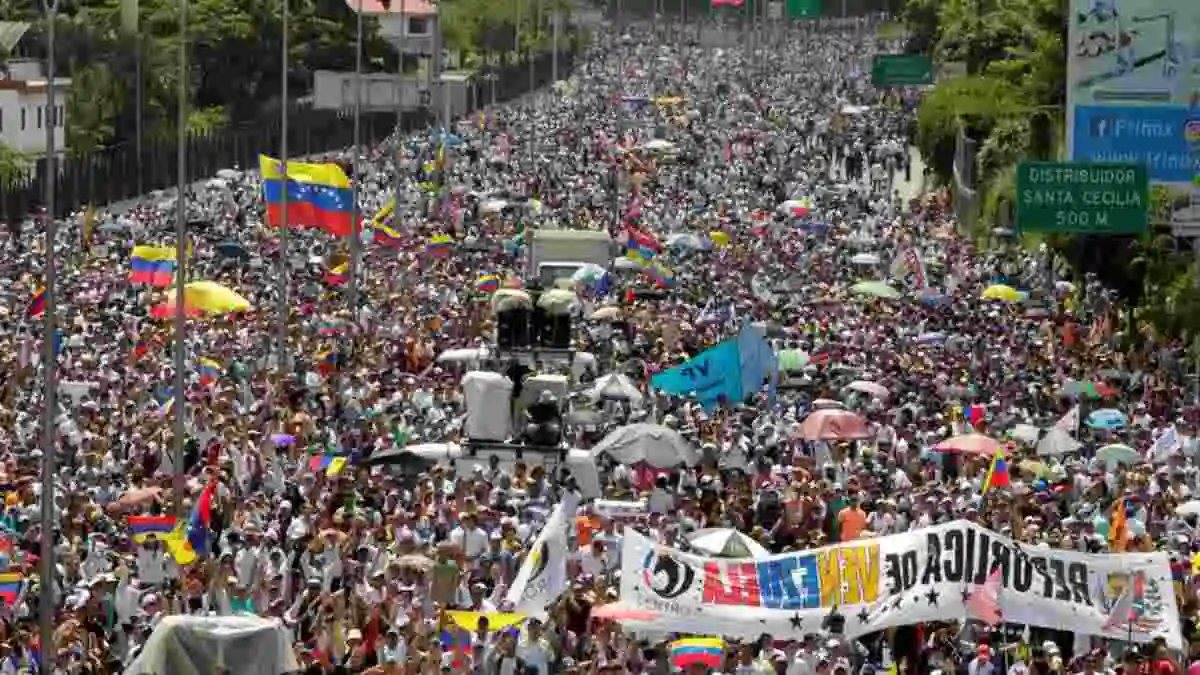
xmin=1 ymin=49 xmax=575 ymax=221
xmin=951 ymin=117 xmax=981 ymax=233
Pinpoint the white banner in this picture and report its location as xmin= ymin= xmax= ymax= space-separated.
xmin=620 ymin=521 xmax=1182 ymax=648
xmin=505 ymin=492 xmax=579 ymax=618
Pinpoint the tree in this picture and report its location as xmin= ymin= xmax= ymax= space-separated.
xmin=3 ymin=0 xmax=401 ymax=149
xmin=914 ymin=74 xmax=1025 ymax=185
xmin=0 ymin=143 xmax=30 ymax=184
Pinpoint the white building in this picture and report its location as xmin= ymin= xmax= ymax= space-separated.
xmin=0 ymin=58 xmax=70 ymax=156
xmin=347 ymin=0 xmax=437 ymax=56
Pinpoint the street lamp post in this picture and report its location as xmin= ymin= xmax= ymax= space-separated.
xmin=38 ymin=0 xmax=61 ymax=669
xmin=348 ymin=0 xmax=364 ymax=320
xmin=172 ymin=0 xmax=189 ymax=517
xmin=278 ymin=0 xmax=290 ymax=370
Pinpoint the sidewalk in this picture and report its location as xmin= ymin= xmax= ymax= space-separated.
xmin=893 ymin=146 xmax=926 ymax=202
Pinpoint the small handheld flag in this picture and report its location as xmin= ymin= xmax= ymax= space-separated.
xmin=981 ymin=449 xmax=1010 ymax=494
xmin=26 ymin=287 xmax=46 ymax=318
xmin=0 ymin=573 xmax=24 ymax=606
xmin=129 ymin=515 xmax=178 ymax=544
xmin=669 ymin=637 xmax=724 ymax=670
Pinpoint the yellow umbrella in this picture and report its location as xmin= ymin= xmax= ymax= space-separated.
xmin=168 ymin=281 xmax=252 ymax=315
xmin=980 ymin=284 xmax=1026 ymax=303
xmin=1018 ymin=459 xmax=1052 ymax=479
xmin=708 ymin=230 xmax=730 ymax=248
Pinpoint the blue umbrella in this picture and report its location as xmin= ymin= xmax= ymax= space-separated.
xmin=917 ymin=288 xmax=950 ymax=306
xmin=795 ymin=219 xmax=831 ymax=234
xmin=1086 ymin=408 xmax=1128 ymax=430
xmin=915 ymin=332 xmax=947 ymax=345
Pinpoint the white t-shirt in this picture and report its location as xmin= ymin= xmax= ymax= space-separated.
xmin=450 ymin=526 xmax=488 ymax=558
xmin=516 ymin=637 xmax=553 ymax=675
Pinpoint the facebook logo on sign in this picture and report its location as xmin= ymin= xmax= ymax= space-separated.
xmin=1090 ymin=116 xmax=1114 ymax=138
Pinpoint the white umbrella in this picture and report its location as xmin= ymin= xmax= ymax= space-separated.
xmin=687 ymin=528 xmax=770 ymax=559
xmin=480 ymin=199 xmax=509 ymax=214
xmin=1036 ymin=428 xmax=1082 ymax=456
xmin=589 ymin=373 xmax=644 ymax=406
xmin=1008 ymin=424 xmax=1040 ymax=444
xmin=590 ymin=423 xmax=698 ymax=468
xmin=641 ymin=139 xmax=676 ymax=152
xmin=589 ymin=306 xmax=623 ymax=321
xmin=666 ymin=232 xmax=705 ymax=250
xmin=1176 ymin=501 xmax=1200 ymax=517
xmin=846 ymin=380 xmax=889 ymax=399
xmin=850 ymin=253 xmax=880 ymax=265
xmin=436 ymin=348 xmax=487 ymax=364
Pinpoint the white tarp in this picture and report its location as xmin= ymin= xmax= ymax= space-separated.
xmin=619 ymin=521 xmax=1182 ymax=648
xmin=124 ymin=615 xmax=301 ymax=675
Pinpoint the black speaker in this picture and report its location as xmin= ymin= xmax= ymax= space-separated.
xmin=496 ymin=308 xmax=532 ymax=349
xmin=530 ymin=305 xmax=548 ymax=347
xmin=543 ymin=314 xmax=572 ymax=348
xmin=524 ymin=399 xmax=563 ymax=447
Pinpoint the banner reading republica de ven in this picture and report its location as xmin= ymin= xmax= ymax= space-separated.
xmin=620 ymin=522 xmax=1182 ymax=647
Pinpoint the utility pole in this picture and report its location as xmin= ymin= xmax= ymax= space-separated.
xmin=39 ymin=0 xmax=61 ymax=668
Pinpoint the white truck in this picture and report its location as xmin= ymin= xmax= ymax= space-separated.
xmin=526 ymin=228 xmax=614 ymax=286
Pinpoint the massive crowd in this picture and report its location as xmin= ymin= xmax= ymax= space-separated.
xmin=0 ymin=9 xmax=1196 ymax=675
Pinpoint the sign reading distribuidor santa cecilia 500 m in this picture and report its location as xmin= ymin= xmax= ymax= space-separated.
xmin=1016 ymin=162 xmax=1148 ymax=234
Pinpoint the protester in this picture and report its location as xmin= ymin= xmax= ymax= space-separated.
xmin=0 ymin=10 xmax=1197 ymax=675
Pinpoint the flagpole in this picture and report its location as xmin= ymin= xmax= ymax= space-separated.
xmin=527 ymin=0 xmax=537 ymax=166
xmin=348 ymin=0 xmax=363 ymax=321
xmin=277 ymin=0 xmax=290 ymax=369
xmin=172 ymin=0 xmax=189 ymax=518
xmin=39 ymin=0 xmax=61 ymax=667
xmin=613 ymin=0 xmax=624 ymax=231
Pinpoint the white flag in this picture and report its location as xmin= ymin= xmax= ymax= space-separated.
xmin=1151 ymin=426 xmax=1182 ymax=461
xmin=504 ymin=492 xmax=579 ymax=617
xmin=1054 ymin=406 xmax=1080 ymax=434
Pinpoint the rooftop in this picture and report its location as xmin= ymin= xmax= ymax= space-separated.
xmin=344 ymin=0 xmax=436 ymax=17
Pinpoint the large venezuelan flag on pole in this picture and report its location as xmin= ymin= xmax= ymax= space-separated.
xmin=259 ymin=155 xmax=356 ymax=237
xmin=130 ymin=245 xmax=178 ymax=287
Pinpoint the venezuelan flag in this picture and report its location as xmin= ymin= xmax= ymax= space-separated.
xmin=643 ymin=258 xmax=676 ymax=288
xmin=981 ymin=448 xmax=1010 ymax=495
xmin=326 ymin=456 xmax=349 ymax=477
xmin=308 ymin=453 xmax=349 ymax=476
xmin=476 ymin=274 xmax=500 ymax=293
xmin=426 ymin=234 xmax=454 ymax=257
xmin=26 ymin=287 xmax=45 ymax=318
xmin=325 ymin=262 xmax=349 ymax=286
xmin=374 ymin=224 xmax=404 ymax=248
xmin=259 ymin=155 xmax=356 ymax=237
xmin=441 ymin=628 xmax=472 ymax=670
xmin=369 ymin=198 xmax=395 ymax=228
xmin=669 ymin=638 xmax=724 ymax=670
xmin=316 ymin=349 xmax=340 ymax=374
xmin=129 ymin=515 xmax=178 ymax=544
xmin=624 ymin=225 xmax=663 ymax=258
xmin=0 ymin=573 xmax=23 ymax=606
xmin=196 ymin=357 xmax=222 ymax=384
xmin=130 ymin=245 xmax=178 ymax=287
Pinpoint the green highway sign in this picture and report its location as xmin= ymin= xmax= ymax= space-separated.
xmin=870 ymin=54 xmax=934 ymax=87
xmin=785 ymin=0 xmax=822 ymax=17
xmin=1016 ymin=162 xmax=1148 ymax=234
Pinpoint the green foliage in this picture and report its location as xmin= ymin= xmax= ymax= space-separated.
xmin=7 ymin=0 xmax=564 ymax=150
xmin=0 ymin=143 xmax=30 ymax=183
xmin=914 ymin=75 xmax=1025 ymax=185
xmin=899 ymin=0 xmax=1200 ymax=343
